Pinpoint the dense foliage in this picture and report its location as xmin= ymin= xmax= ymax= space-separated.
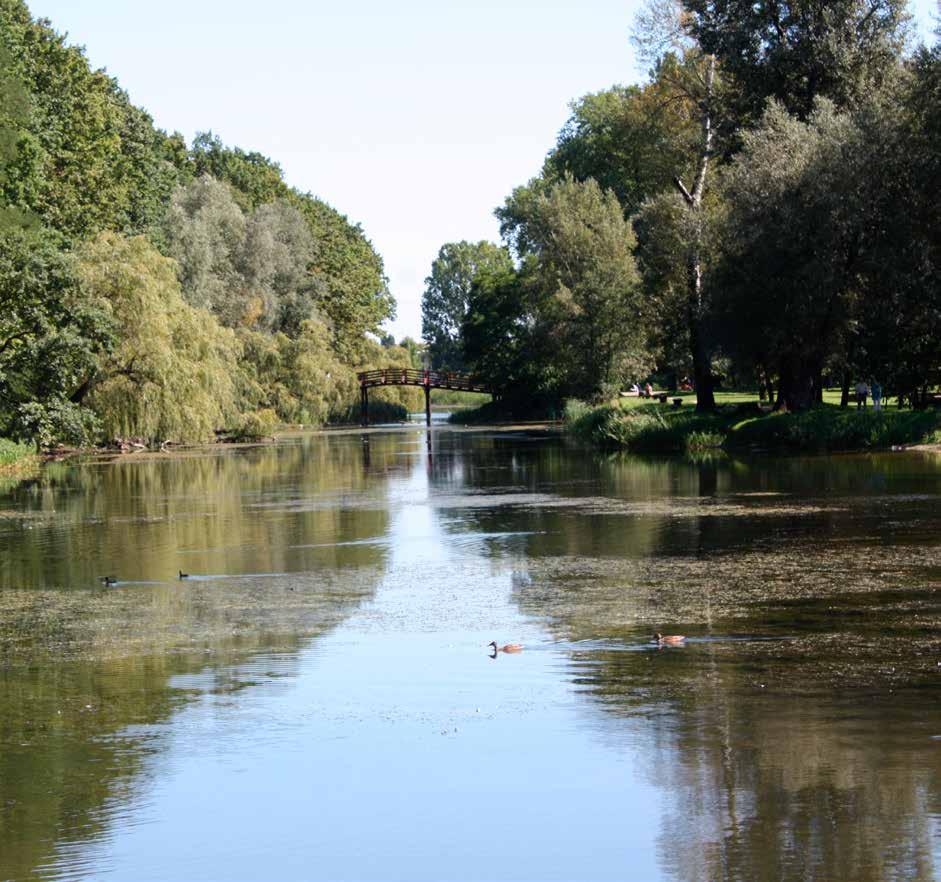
xmin=0 ymin=0 xmax=398 ymax=446
xmin=426 ymin=0 xmax=941 ymax=416
xmin=422 ymin=241 xmax=513 ymax=370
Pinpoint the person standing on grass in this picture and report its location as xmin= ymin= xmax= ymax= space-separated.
xmin=872 ymin=381 xmax=883 ymax=411
xmin=855 ymin=380 xmax=869 ymax=409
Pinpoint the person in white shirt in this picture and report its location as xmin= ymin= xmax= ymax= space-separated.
xmin=855 ymin=380 xmax=869 ymax=409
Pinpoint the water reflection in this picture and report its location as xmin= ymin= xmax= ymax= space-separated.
xmin=444 ymin=443 xmax=941 ymax=882
xmin=1 ymin=430 xmax=940 ymax=880
xmin=0 ymin=433 xmax=404 ymax=880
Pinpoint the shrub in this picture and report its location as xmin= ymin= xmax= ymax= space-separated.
xmin=12 ymin=400 xmax=102 ymax=449
xmin=231 ymin=409 xmax=279 ymax=441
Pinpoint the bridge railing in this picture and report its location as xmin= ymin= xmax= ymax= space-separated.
xmin=357 ymin=368 xmax=490 ymax=393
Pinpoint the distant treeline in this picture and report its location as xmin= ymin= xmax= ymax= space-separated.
xmin=422 ymin=0 xmax=941 ymax=414
xmin=0 ymin=0 xmax=420 ymax=447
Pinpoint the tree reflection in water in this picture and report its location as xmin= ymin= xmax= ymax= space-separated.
xmin=429 ymin=435 xmax=941 ymax=882
xmin=0 ymin=432 xmax=407 ymax=881
xmin=1 ymin=431 xmax=940 ymax=881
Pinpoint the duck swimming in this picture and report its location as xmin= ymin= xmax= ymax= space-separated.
xmin=100 ymin=576 xmax=117 ymax=586
xmin=654 ymin=632 xmax=686 ymax=645
xmin=178 ymin=570 xmax=189 ymax=580
xmin=489 ymin=641 xmax=524 ymax=655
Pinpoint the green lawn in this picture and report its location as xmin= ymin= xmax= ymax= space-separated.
xmin=618 ymin=388 xmax=851 ymax=411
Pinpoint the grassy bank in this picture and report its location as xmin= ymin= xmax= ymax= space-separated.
xmin=0 ymin=438 xmax=40 ymax=489
xmin=566 ymin=397 xmax=941 ymax=454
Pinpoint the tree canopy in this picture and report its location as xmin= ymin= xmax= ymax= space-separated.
xmin=422 ymin=241 xmax=513 ymax=370
xmin=0 ymin=0 xmax=400 ymax=446
xmin=429 ymin=0 xmax=941 ymax=415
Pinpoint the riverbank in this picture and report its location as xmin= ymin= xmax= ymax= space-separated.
xmin=0 ymin=439 xmax=39 ymax=486
xmin=566 ymin=398 xmax=941 ymax=454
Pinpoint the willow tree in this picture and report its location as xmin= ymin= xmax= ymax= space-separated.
xmin=236 ymin=320 xmax=355 ymax=426
xmin=77 ymin=233 xmax=239 ymax=443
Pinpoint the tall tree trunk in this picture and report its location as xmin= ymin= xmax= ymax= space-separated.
xmin=690 ymin=310 xmax=716 ymax=411
xmin=840 ymin=369 xmax=851 ymax=408
xmin=673 ymin=54 xmax=717 ymax=413
xmin=776 ymin=358 xmax=817 ymax=412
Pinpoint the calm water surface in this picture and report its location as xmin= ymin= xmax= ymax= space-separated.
xmin=1 ymin=426 xmax=941 ymax=881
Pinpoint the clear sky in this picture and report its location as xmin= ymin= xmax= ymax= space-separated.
xmin=29 ymin=0 xmax=939 ymax=341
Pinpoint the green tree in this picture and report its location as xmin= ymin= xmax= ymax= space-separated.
xmin=77 ymin=233 xmax=240 ymax=443
xmin=0 ymin=0 xmax=186 ymax=239
xmin=293 ymin=195 xmax=394 ymax=360
xmin=681 ymin=0 xmax=911 ymax=126
xmin=0 ymin=40 xmax=36 ymax=231
xmin=850 ymin=46 xmax=941 ymax=405
xmin=162 ymin=176 xmax=321 ymax=334
xmin=421 ymin=240 xmax=513 ymax=370
xmin=462 ymin=262 xmax=556 ymax=403
xmin=630 ymin=3 xmax=723 ymax=409
xmin=547 ymin=81 xmax=697 ymax=217
xmin=189 ymin=132 xmax=288 ymax=212
xmin=181 ymin=133 xmax=395 ymax=358
xmin=0 ymin=227 xmax=110 ymax=443
xmin=398 ymin=336 xmax=425 ymax=369
xmin=714 ymin=100 xmax=871 ymax=410
xmin=486 ymin=177 xmax=650 ymax=402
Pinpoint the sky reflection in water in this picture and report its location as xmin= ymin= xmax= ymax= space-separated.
xmin=1 ymin=428 xmax=941 ymax=881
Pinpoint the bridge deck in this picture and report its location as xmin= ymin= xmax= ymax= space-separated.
xmin=357 ymin=368 xmax=490 ymax=394
xmin=356 ymin=368 xmax=491 ymax=426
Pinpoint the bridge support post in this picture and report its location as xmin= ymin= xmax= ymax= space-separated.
xmin=361 ymin=386 xmax=368 ymax=427
xmin=424 ymin=385 xmax=431 ymax=426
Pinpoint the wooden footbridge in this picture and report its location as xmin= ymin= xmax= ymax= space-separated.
xmin=357 ymin=368 xmax=491 ymax=426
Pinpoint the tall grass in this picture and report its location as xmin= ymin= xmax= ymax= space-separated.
xmin=566 ymin=400 xmax=730 ymax=452
xmin=566 ymin=400 xmax=941 ymax=454
xmin=0 ymin=438 xmax=36 ymax=468
xmin=0 ymin=438 xmax=39 ymax=490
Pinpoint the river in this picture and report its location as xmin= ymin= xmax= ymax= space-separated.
xmin=1 ymin=423 xmax=940 ymax=881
